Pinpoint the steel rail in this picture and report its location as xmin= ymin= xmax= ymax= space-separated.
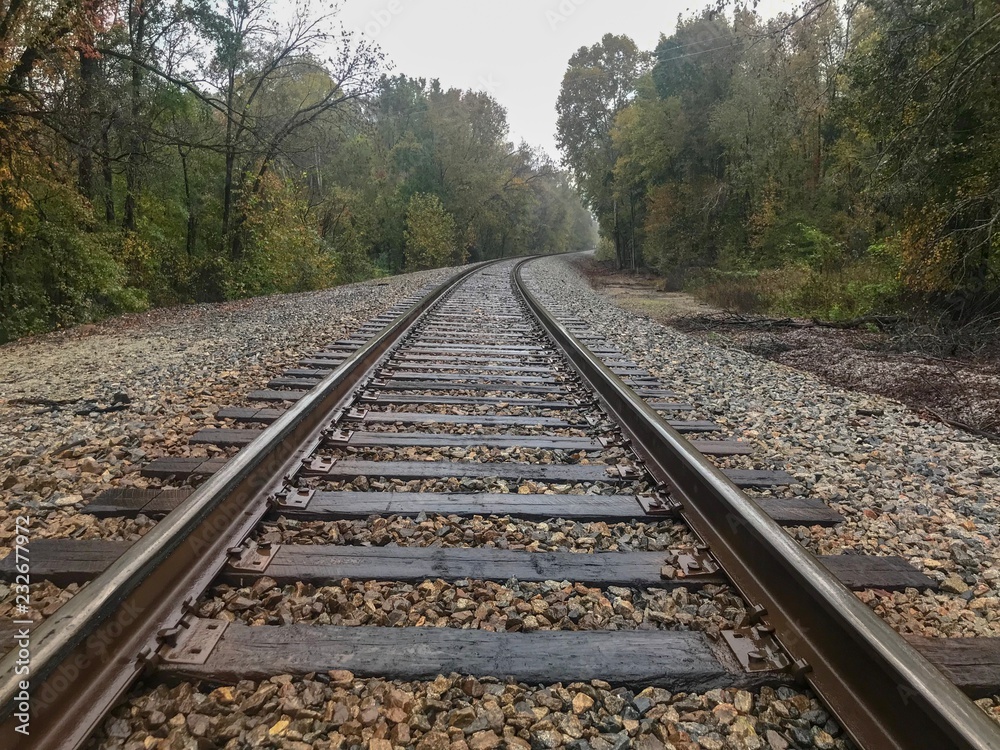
xmin=0 ymin=260 xmax=498 ymax=750
xmin=514 ymin=257 xmax=1000 ymax=750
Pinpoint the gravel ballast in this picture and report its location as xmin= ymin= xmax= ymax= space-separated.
xmin=7 ymin=257 xmax=999 ymax=749
xmin=88 ymin=673 xmax=850 ymax=750
xmin=0 ymin=268 xmax=455 ymax=560
xmin=522 ymin=254 xmax=1000 ymax=638
xmin=254 ymin=515 xmax=695 ymax=551
xmin=198 ymin=578 xmax=745 ymax=634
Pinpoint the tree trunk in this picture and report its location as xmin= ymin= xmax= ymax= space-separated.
xmin=122 ymin=63 xmax=142 ymax=232
xmin=179 ymin=146 xmax=196 ymax=257
xmin=77 ymin=50 xmax=98 ymax=202
xmin=229 ymin=160 xmax=259 ymax=263
xmin=102 ymin=127 xmax=115 ymax=224
xmin=222 ymin=150 xmax=235 ymax=247
xmin=813 ymin=112 xmax=822 ymax=189
xmin=628 ymin=192 xmax=640 ymax=271
xmin=612 ymin=198 xmax=625 ymax=270
xmin=221 ymin=67 xmax=237 ymax=255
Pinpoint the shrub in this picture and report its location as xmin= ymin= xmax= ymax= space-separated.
xmin=0 ymin=174 xmax=148 ymax=343
xmin=403 ymin=194 xmax=463 ymax=271
xmin=687 ymin=243 xmax=902 ymax=320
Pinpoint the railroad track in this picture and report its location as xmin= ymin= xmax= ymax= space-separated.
xmin=1 ymin=257 xmax=998 ymax=749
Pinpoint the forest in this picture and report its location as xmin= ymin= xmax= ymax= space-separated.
xmin=556 ymin=1 xmax=1000 ymax=324
xmin=0 ymin=0 xmax=595 ymax=343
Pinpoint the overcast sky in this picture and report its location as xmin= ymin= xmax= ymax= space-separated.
xmin=336 ymin=0 xmax=797 ymax=162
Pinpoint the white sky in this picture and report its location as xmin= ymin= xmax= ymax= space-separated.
xmin=336 ymin=0 xmax=797 ymax=161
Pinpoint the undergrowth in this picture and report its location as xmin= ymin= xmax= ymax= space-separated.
xmin=689 ymin=253 xmax=902 ymax=321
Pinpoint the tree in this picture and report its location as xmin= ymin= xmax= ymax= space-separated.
xmin=848 ymin=0 xmax=1000 ymax=315
xmin=556 ymin=33 xmax=649 ymax=270
xmin=610 ymin=78 xmax=684 ymax=275
xmin=0 ymin=2 xmax=594 ymax=343
xmin=403 ymin=192 xmax=461 ymax=270
xmin=193 ymin=0 xmax=382 ymax=274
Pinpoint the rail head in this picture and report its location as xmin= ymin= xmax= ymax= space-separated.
xmin=0 ymin=259 xmax=503 ymax=749
xmin=514 ymin=256 xmax=1000 ymax=750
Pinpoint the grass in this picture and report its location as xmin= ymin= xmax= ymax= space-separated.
xmin=691 ymin=260 xmax=902 ymax=321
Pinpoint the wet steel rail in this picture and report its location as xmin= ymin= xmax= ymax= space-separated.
xmin=0 ymin=257 xmax=998 ymax=749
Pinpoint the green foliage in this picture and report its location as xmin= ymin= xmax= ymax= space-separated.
xmin=0 ymin=164 xmax=147 ymax=342
xmin=404 ymin=194 xmax=462 ymax=271
xmin=0 ymin=1 xmax=595 ymax=343
xmin=792 ymin=224 xmax=843 ymax=272
xmin=778 ymin=260 xmax=903 ymax=320
xmin=330 ymin=233 xmax=381 ymax=285
xmin=692 ymin=243 xmax=903 ymax=320
xmin=0 ymin=225 xmax=149 ymax=342
xmin=557 ymin=1 xmax=1000 ymax=320
xmin=595 ymin=236 xmax=616 ymax=262
xmin=224 ymin=175 xmax=334 ymax=298
xmin=847 ymin=0 xmax=1000 ymax=315
xmin=750 ymin=221 xmax=845 ymax=272
xmin=557 ymin=34 xmax=650 ymax=270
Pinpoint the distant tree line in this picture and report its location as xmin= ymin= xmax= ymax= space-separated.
xmin=0 ymin=0 xmax=595 ymax=342
xmin=557 ymin=1 xmax=1000 ymax=321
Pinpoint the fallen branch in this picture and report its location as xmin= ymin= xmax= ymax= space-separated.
xmin=810 ymin=315 xmax=901 ymax=331
xmin=8 ymin=396 xmax=86 ymax=406
xmin=925 ymin=408 xmax=1000 ymax=443
xmin=672 ymin=312 xmax=902 ymax=332
xmin=671 ymin=313 xmax=800 ymax=329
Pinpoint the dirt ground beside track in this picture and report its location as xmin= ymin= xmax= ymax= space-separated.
xmin=577 ymin=258 xmax=1000 ymax=439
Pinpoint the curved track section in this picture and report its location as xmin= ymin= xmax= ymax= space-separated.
xmin=516 ymin=260 xmax=1000 ymax=750
xmin=0 ymin=257 xmax=996 ymax=749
